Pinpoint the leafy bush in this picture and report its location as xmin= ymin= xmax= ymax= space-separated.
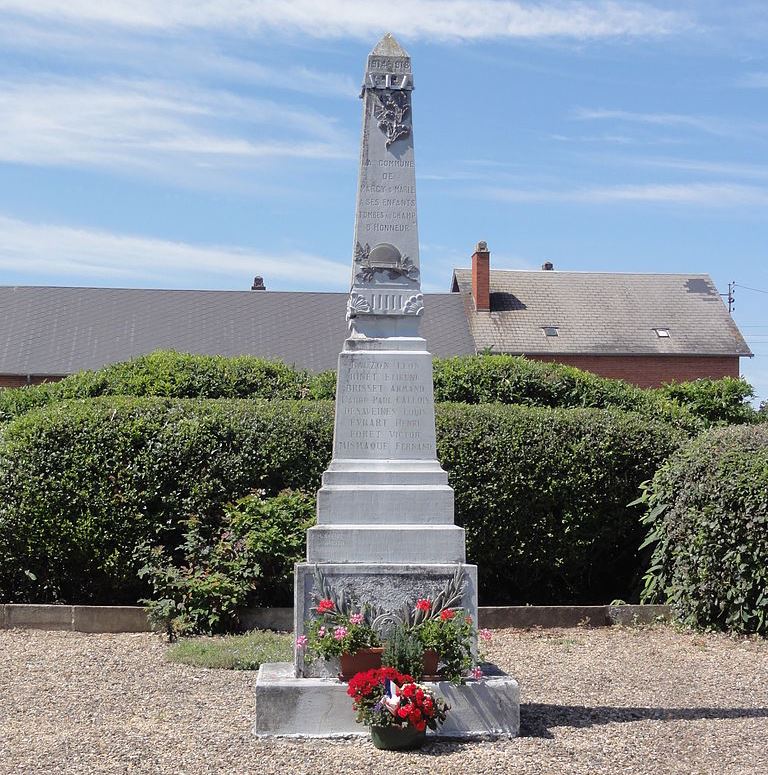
xmin=138 ymin=490 xmax=315 ymax=637
xmin=437 ymin=403 xmax=684 ymax=604
xmin=638 ymin=424 xmax=768 ymax=635
xmin=657 ymin=377 xmax=757 ymax=426
xmin=0 ymin=351 xmax=313 ymax=425
xmin=0 ymin=396 xmax=682 ymax=607
xmin=0 ymin=397 xmax=332 ymax=604
xmin=432 ymin=355 xmax=704 ymax=432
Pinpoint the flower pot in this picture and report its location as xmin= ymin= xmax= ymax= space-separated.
xmin=339 ymin=647 xmax=383 ymax=681
xmin=422 ymin=649 xmax=439 ymax=679
xmin=370 ymin=725 xmax=426 ymax=751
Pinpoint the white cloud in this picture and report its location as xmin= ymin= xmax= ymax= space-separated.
xmin=0 ymin=76 xmax=352 ymax=183
xmin=481 ymin=182 xmax=768 ymax=206
xmin=0 ymin=214 xmax=348 ymax=289
xmin=572 ymin=107 xmax=746 ymax=137
xmin=738 ymin=71 xmax=768 ymax=88
xmin=0 ymin=1 xmax=689 ymax=40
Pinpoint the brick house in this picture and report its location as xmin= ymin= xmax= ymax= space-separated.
xmin=0 ymin=245 xmax=751 ymax=389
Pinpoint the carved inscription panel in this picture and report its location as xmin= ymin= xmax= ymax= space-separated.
xmin=334 ymin=352 xmax=437 ymax=460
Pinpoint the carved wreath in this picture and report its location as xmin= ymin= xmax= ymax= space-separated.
xmin=353 ymin=241 xmax=420 ymax=284
xmin=374 ymin=90 xmax=411 ymax=147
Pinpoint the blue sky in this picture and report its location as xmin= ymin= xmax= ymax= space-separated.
xmin=0 ymin=1 xmax=767 ymax=401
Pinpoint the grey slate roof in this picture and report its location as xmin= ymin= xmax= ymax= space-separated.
xmin=0 ymin=286 xmax=475 ymax=375
xmin=451 ymin=269 xmax=751 ymax=357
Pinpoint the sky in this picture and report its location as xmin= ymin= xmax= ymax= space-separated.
xmin=0 ymin=1 xmax=767 ymax=402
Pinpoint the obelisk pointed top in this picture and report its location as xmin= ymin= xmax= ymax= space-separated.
xmin=371 ymin=32 xmax=409 ymax=58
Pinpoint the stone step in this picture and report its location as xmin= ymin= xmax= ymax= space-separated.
xmin=306 ymin=524 xmax=466 ymax=564
xmin=317 ymin=484 xmax=454 ymax=524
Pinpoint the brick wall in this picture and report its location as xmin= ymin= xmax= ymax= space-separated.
xmin=527 ymin=354 xmax=741 ymax=388
xmin=0 ymin=375 xmax=65 ymax=389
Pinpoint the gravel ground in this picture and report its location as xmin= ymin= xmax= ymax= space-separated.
xmin=2 ymin=625 xmax=767 ymax=775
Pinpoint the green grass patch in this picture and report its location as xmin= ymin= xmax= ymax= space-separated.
xmin=165 ymin=630 xmax=292 ymax=670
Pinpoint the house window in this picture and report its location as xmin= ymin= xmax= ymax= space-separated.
xmin=543 ymin=326 xmax=559 ymax=337
xmin=654 ymin=328 xmax=671 ymax=338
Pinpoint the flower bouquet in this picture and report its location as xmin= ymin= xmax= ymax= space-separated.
xmin=296 ymin=597 xmax=382 ymax=679
xmin=347 ymin=667 xmax=449 ymax=750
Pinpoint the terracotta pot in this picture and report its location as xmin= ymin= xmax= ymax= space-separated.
xmin=339 ymin=647 xmax=384 ymax=681
xmin=422 ymin=649 xmax=439 ymax=678
xmin=370 ymin=725 xmax=426 ymax=751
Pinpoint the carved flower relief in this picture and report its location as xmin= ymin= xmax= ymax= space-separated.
xmin=374 ymin=90 xmax=411 ymax=147
xmin=346 ymin=291 xmax=371 ymax=320
xmin=403 ymin=293 xmax=424 ymax=316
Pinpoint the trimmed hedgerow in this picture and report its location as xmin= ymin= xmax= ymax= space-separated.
xmin=0 ymin=351 xmax=313 ymax=425
xmin=638 ymin=424 xmax=768 ymax=635
xmin=432 ymin=355 xmax=703 ymax=432
xmin=0 ymin=397 xmax=332 ymax=604
xmin=436 ymin=403 xmax=684 ymax=604
xmin=0 ymin=396 xmax=683 ymax=606
xmin=656 ymin=377 xmax=758 ymax=426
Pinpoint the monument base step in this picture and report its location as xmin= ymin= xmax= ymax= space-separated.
xmin=253 ymin=662 xmax=520 ymax=739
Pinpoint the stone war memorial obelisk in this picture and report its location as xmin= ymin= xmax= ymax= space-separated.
xmin=254 ymin=34 xmax=520 ymax=738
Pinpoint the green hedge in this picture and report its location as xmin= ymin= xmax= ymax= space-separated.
xmin=0 ymin=397 xmax=333 ymax=604
xmin=0 ymin=351 xmax=732 ymax=433
xmin=436 ymin=403 xmax=683 ymax=604
xmin=0 ymin=351 xmax=316 ymax=424
xmin=639 ymin=424 xmax=768 ymax=635
xmin=656 ymin=377 xmax=758 ymax=426
xmin=0 ymin=396 xmax=683 ymax=606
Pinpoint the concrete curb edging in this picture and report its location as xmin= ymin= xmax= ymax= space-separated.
xmin=0 ymin=603 xmax=670 ymax=633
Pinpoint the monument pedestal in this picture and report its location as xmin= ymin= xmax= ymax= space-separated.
xmin=254 ymin=662 xmax=520 ymax=739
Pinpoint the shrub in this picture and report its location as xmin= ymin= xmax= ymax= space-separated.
xmin=437 ymin=403 xmax=684 ymax=604
xmin=434 ymin=355 xmax=703 ymax=432
xmin=638 ymin=424 xmax=768 ymax=635
xmin=0 ymin=397 xmax=332 ymax=604
xmin=0 ymin=397 xmax=682 ymax=606
xmin=138 ymin=490 xmax=315 ymax=637
xmin=0 ymin=351 xmax=313 ymax=425
xmin=657 ymin=377 xmax=757 ymax=426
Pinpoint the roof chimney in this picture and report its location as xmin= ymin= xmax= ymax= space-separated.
xmin=471 ymin=241 xmax=490 ymax=312
xmin=251 ymin=276 xmax=266 ymax=290
xmin=542 ymin=261 xmax=554 ymax=271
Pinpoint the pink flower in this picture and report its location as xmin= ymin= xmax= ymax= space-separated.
xmin=317 ymin=626 xmax=326 ymax=638
xmin=333 ymin=626 xmax=348 ymax=640
xmin=295 ymin=635 xmax=308 ymax=649
xmin=471 ymin=666 xmax=483 ymax=680
xmin=415 ymin=598 xmax=431 ymax=612
xmin=350 ymin=613 xmax=364 ymax=625
xmin=479 ymin=628 xmax=493 ymax=641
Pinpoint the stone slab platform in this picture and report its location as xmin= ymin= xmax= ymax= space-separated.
xmin=253 ymin=662 xmax=520 ymax=739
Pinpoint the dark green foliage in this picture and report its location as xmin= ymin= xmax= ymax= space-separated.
xmin=309 ymin=370 xmax=338 ymax=400
xmin=657 ymin=377 xmax=758 ymax=426
xmin=638 ymin=425 xmax=768 ymax=635
xmin=382 ymin=623 xmax=425 ymax=678
xmin=0 ymin=351 xmax=313 ymax=424
xmin=0 ymin=397 xmax=332 ymax=604
xmin=437 ymin=403 xmax=685 ymax=604
xmin=0 ymin=395 xmax=682 ymax=607
xmin=432 ymin=355 xmax=703 ymax=432
xmin=138 ymin=490 xmax=315 ymax=637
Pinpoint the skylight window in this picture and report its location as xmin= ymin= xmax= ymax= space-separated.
xmin=654 ymin=328 xmax=671 ymax=338
xmin=543 ymin=326 xmax=559 ymax=337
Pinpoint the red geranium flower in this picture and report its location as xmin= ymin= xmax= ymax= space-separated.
xmin=415 ymin=598 xmax=431 ymax=612
xmin=440 ymin=609 xmax=456 ymax=621
xmin=316 ymin=598 xmax=334 ymax=614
